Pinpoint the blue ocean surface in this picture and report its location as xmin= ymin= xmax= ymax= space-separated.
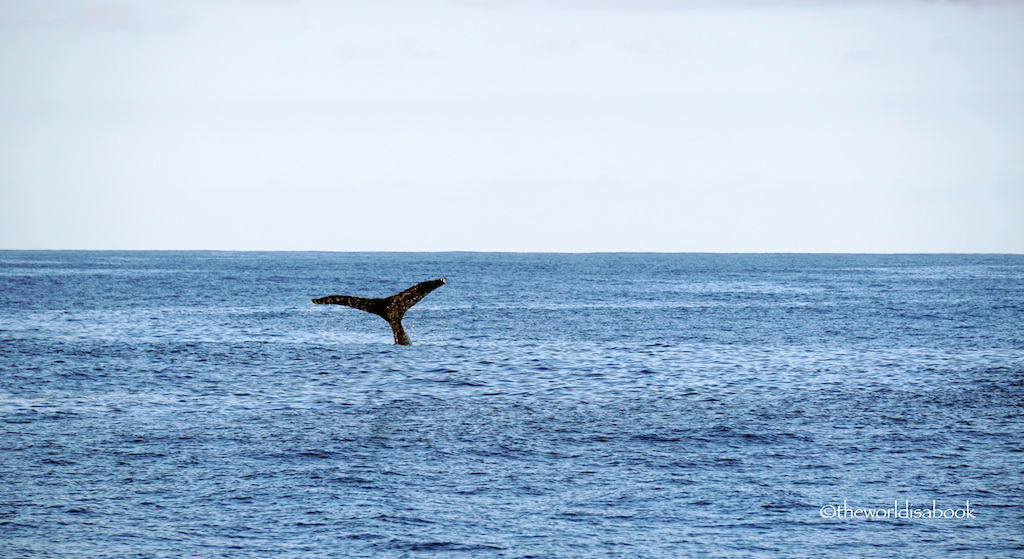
xmin=1 ymin=251 xmax=1022 ymax=558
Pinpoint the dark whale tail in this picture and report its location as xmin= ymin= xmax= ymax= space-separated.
xmin=312 ymin=278 xmax=447 ymax=345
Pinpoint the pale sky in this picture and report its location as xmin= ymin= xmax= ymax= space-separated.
xmin=1 ymin=0 xmax=1022 ymax=252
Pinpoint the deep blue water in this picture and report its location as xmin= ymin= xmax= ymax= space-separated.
xmin=1 ymin=251 xmax=1022 ymax=558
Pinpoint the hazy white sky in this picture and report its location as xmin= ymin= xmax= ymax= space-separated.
xmin=1 ymin=0 xmax=1022 ymax=252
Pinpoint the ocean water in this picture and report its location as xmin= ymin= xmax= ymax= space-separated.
xmin=1 ymin=251 xmax=1022 ymax=559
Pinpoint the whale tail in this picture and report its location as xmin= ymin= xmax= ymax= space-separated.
xmin=312 ymin=278 xmax=447 ymax=345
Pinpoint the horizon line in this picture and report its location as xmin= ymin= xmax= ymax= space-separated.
xmin=2 ymin=248 xmax=1022 ymax=256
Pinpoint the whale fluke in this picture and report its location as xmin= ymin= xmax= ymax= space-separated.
xmin=312 ymin=278 xmax=446 ymax=345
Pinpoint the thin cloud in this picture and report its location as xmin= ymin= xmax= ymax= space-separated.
xmin=455 ymin=0 xmax=1021 ymax=8
xmin=0 ymin=1 xmax=195 ymax=33
xmin=73 ymin=4 xmax=193 ymax=32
